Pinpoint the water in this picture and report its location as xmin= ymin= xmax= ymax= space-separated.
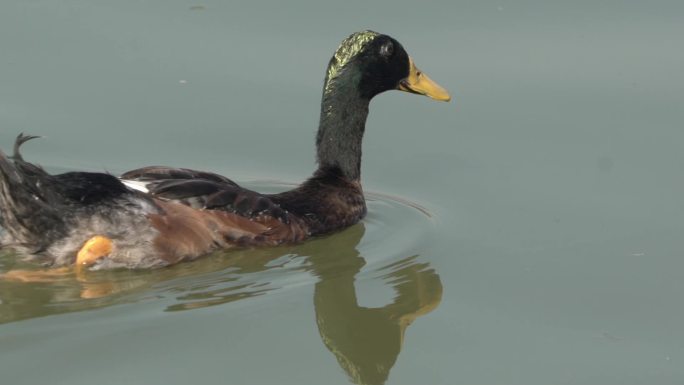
xmin=1 ymin=1 xmax=684 ymax=384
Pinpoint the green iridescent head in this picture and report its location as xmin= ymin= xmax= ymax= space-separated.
xmin=323 ymin=30 xmax=450 ymax=102
xmin=325 ymin=30 xmax=381 ymax=82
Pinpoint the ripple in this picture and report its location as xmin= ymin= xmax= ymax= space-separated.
xmin=0 ymin=182 xmax=438 ymax=322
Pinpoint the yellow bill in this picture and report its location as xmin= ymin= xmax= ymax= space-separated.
xmin=397 ymin=57 xmax=451 ymax=102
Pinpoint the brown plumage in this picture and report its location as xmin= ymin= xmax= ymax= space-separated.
xmin=148 ymin=199 xmax=308 ymax=265
xmin=0 ymin=31 xmax=450 ymax=269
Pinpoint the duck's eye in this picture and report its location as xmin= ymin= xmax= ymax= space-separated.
xmin=379 ymin=42 xmax=393 ymax=58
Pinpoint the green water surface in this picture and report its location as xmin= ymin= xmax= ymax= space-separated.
xmin=1 ymin=1 xmax=683 ymax=384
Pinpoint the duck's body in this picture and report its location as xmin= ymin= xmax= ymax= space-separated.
xmin=0 ymin=31 xmax=449 ymax=269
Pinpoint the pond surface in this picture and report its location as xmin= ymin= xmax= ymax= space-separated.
xmin=1 ymin=1 xmax=683 ymax=384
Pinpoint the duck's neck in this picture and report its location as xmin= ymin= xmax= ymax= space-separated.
xmin=315 ymin=79 xmax=370 ymax=181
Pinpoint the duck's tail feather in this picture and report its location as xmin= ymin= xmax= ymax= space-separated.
xmin=0 ymin=134 xmax=67 ymax=252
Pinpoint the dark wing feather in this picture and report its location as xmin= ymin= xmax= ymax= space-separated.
xmin=121 ymin=166 xmax=290 ymax=223
xmin=121 ymin=166 xmax=239 ymax=186
xmin=149 ymin=179 xmax=225 ymax=199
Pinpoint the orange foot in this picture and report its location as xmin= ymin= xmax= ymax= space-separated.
xmin=76 ymin=235 xmax=113 ymax=268
xmin=1 ymin=268 xmax=71 ymax=282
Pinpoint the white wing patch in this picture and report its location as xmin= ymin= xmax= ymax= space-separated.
xmin=120 ymin=179 xmax=149 ymax=193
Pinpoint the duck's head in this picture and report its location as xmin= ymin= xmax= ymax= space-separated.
xmin=324 ymin=30 xmax=450 ymax=102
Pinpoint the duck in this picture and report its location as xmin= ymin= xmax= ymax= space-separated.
xmin=0 ymin=30 xmax=450 ymax=270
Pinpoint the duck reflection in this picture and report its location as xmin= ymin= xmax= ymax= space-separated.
xmin=1 ymin=224 xmax=442 ymax=385
xmin=302 ymin=225 xmax=442 ymax=385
